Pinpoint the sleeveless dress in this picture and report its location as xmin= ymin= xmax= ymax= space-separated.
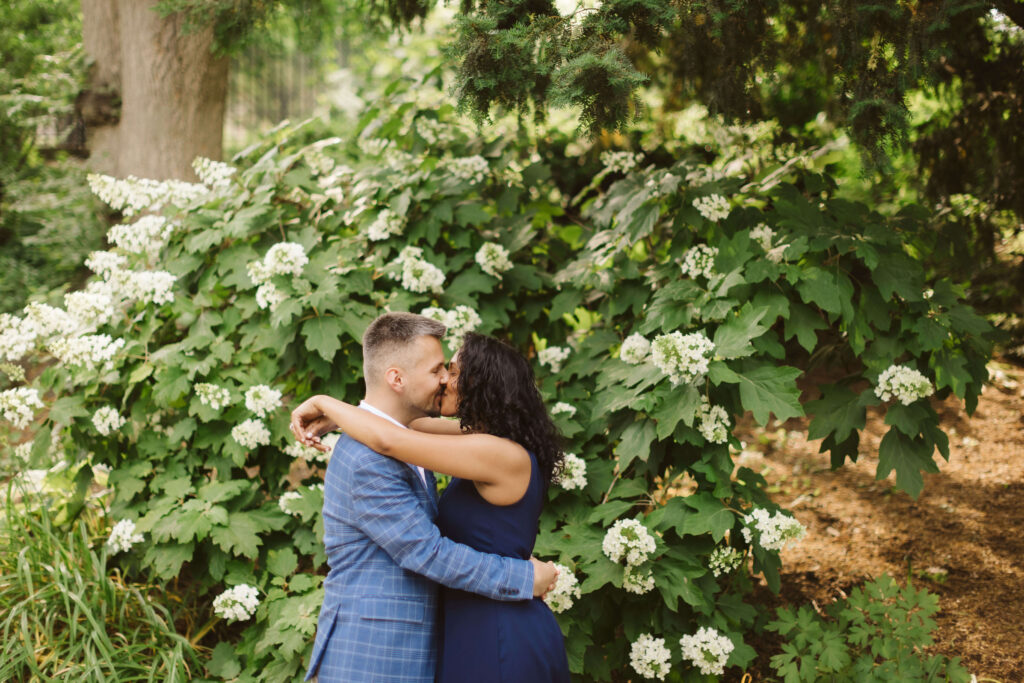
xmin=434 ymin=450 xmax=571 ymax=683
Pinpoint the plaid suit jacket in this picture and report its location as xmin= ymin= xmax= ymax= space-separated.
xmin=305 ymin=434 xmax=534 ymax=682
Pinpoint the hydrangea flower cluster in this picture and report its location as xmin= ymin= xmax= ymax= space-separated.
xmin=629 ymin=633 xmax=672 ymax=680
xmin=650 ymin=331 xmax=715 ymax=385
xmin=538 ymin=346 xmax=571 ymax=373
xmin=620 ymin=333 xmax=651 ymax=365
xmin=697 ymin=397 xmax=730 ymax=444
xmin=601 ymin=150 xmax=643 ymax=175
xmin=692 ymin=194 xmax=731 ymax=222
xmin=120 ymin=270 xmax=177 ymax=305
xmin=416 ymin=118 xmax=453 ymax=146
xmin=741 ymin=507 xmax=806 ymax=552
xmin=248 ymin=242 xmax=309 ymax=282
xmin=450 ymin=155 xmax=489 ymax=184
xmin=92 ymin=406 xmax=126 ymax=436
xmin=708 ymin=546 xmax=744 ymax=577
xmin=244 ymin=385 xmax=282 ymax=418
xmin=623 ymin=566 xmax=656 ymax=595
xmin=874 ymin=364 xmax=935 ymax=405
xmin=213 ymin=584 xmax=260 ymax=622
xmin=65 ymin=289 xmax=115 ymax=330
xmin=680 ymin=244 xmax=719 ymax=280
xmin=419 ymin=305 xmax=482 ymax=341
xmin=24 ymin=303 xmax=76 ymax=340
xmin=557 ymin=452 xmax=587 ymax=491
xmin=0 ymin=313 xmax=42 ymax=362
xmin=603 ymin=518 xmax=657 ymax=567
xmin=278 ymin=490 xmax=303 ymax=515
xmin=88 ymin=173 xmax=208 ymax=216
xmin=0 ymin=387 xmax=44 ymax=429
xmin=551 ymin=402 xmax=576 ymax=418
xmin=749 ymin=223 xmax=775 ymax=251
xmin=85 ymin=251 xmax=127 ymax=278
xmin=285 ymin=441 xmax=331 ymax=464
xmin=366 ymin=209 xmax=404 ymax=241
xmin=231 ymin=418 xmax=271 ymax=450
xmin=195 ymin=383 xmax=232 ymax=410
xmin=107 ymin=215 xmax=176 ymax=258
xmin=192 ymin=157 xmax=237 ymax=188
xmin=679 ymin=627 xmax=735 ymax=676
xmin=544 ymin=563 xmax=581 ymax=613
xmin=107 ymin=519 xmax=144 ymax=554
xmin=393 ymin=246 xmax=445 ymax=294
xmin=48 ymin=334 xmax=125 ymax=372
xmin=475 ymin=242 xmax=514 ymax=278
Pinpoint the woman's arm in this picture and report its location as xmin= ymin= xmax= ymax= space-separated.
xmin=292 ymin=396 xmax=530 ymax=491
xmin=409 ymin=417 xmax=464 ymax=435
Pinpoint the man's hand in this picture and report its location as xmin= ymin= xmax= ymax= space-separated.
xmin=290 ymin=396 xmax=338 ymax=452
xmin=529 ymin=557 xmax=559 ymax=598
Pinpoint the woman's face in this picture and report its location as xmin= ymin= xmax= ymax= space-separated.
xmin=439 ymin=351 xmax=461 ymax=417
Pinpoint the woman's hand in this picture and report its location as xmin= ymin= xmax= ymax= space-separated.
xmin=290 ymin=396 xmax=337 ymax=452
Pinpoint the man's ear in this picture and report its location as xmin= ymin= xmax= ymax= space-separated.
xmin=384 ymin=367 xmax=404 ymax=392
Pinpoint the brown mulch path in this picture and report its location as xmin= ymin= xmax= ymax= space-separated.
xmin=738 ymin=360 xmax=1024 ymax=682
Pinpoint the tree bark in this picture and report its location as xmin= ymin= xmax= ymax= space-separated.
xmin=80 ymin=0 xmax=229 ymax=181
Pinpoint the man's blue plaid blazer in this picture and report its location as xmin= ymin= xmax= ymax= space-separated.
xmin=305 ymin=434 xmax=534 ymax=682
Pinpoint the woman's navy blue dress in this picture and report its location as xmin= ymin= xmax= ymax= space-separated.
xmin=435 ymin=451 xmax=570 ymax=683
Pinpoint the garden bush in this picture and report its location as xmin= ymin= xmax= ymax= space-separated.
xmin=0 ymin=72 xmax=994 ymax=680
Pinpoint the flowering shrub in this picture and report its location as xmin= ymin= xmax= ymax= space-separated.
xmin=0 ymin=73 xmax=994 ymax=680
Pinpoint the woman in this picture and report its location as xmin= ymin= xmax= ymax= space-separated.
xmin=294 ymin=332 xmax=570 ymax=682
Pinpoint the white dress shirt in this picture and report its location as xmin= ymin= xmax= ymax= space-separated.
xmin=358 ymin=400 xmax=428 ymax=487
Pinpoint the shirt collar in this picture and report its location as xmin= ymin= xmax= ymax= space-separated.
xmin=358 ymin=400 xmax=408 ymax=429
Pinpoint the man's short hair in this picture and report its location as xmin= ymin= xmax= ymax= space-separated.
xmin=362 ymin=312 xmax=446 ymax=386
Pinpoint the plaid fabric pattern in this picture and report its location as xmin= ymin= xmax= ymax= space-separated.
xmin=305 ymin=435 xmax=534 ymax=682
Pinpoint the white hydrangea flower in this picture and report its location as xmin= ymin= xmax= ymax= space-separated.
xmin=600 ymin=150 xmax=642 ymax=175
xmin=708 ymin=546 xmax=744 ymax=577
xmin=85 ymin=251 xmax=128 ymax=279
xmin=244 ymin=385 xmax=282 ymax=418
xmin=557 ymin=452 xmax=587 ymax=491
xmin=213 ymin=584 xmax=260 ymax=622
xmin=284 ymin=441 xmax=330 ymax=464
xmin=603 ymin=518 xmax=657 ymax=566
xmin=650 ymin=331 xmax=715 ymax=385
xmin=680 ymin=627 xmax=734 ymax=676
xmin=544 ymin=563 xmax=581 ymax=613
xmin=192 ymin=157 xmax=237 ymax=188
xmin=875 ymin=364 xmax=934 ymax=405
xmin=107 ymin=215 xmax=176 ymax=258
xmin=741 ymin=508 xmax=806 ymax=552
xmin=623 ymin=565 xmax=656 ymax=594
xmin=24 ymin=302 xmax=77 ymax=340
xmin=629 ymin=633 xmax=672 ymax=681
xmin=446 ymin=305 xmax=482 ymax=339
xmin=13 ymin=441 xmax=33 ymax=461
xmin=551 ymin=402 xmax=577 ymax=418
xmin=88 ymin=173 xmax=208 ymax=216
xmin=231 ymin=418 xmax=271 ymax=450
xmin=692 ymin=194 xmax=731 ymax=222
xmin=122 ymin=270 xmax=177 ymax=305
xmin=680 ymin=244 xmax=719 ymax=280
xmin=619 ymin=334 xmax=650 ymax=365
xmin=65 ymin=289 xmax=115 ymax=331
xmin=48 ymin=334 xmax=125 ymax=371
xmin=450 ymin=155 xmax=490 ymax=184
xmin=195 ymin=383 xmax=232 ymax=410
xmin=398 ymin=255 xmax=446 ymax=294
xmin=697 ymin=397 xmax=730 ymax=444
xmin=107 ymin=519 xmax=144 ymax=554
xmin=0 ymin=313 xmax=40 ymax=363
xmin=538 ymin=346 xmax=571 ymax=373
xmin=264 ymin=242 xmax=308 ymax=278
xmin=367 ymin=209 xmax=405 ymax=241
xmin=255 ymin=282 xmax=286 ymax=311
xmin=0 ymin=387 xmax=44 ymax=429
xmin=749 ymin=223 xmax=775 ymax=251
xmin=92 ymin=406 xmax=126 ymax=436
xmin=278 ymin=490 xmax=303 ymax=516
xmin=475 ymin=242 xmax=513 ymax=278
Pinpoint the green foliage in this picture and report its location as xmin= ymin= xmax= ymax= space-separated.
xmin=0 ymin=68 xmax=993 ymax=680
xmin=0 ymin=483 xmax=201 ymax=681
xmin=767 ymin=574 xmax=971 ymax=682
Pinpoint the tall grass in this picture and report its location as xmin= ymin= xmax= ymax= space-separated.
xmin=0 ymin=484 xmax=201 ymax=682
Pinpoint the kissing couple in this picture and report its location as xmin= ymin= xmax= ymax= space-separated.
xmin=290 ymin=312 xmax=571 ymax=682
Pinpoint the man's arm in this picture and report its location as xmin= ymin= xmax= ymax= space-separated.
xmin=342 ymin=452 xmax=554 ymax=600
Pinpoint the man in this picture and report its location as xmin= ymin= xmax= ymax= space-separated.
xmin=291 ymin=312 xmax=557 ymax=682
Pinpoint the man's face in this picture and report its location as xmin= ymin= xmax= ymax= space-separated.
xmin=396 ymin=335 xmax=449 ymax=418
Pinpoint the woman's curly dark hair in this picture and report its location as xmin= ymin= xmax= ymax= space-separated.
xmin=454 ymin=333 xmax=564 ymax=485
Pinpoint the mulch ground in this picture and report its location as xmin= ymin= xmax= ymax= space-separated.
xmin=736 ymin=359 xmax=1024 ymax=681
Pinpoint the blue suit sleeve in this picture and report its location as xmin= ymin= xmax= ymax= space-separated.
xmin=347 ymin=455 xmax=533 ymax=601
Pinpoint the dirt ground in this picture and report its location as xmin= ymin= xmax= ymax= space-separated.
xmin=736 ymin=359 xmax=1024 ymax=681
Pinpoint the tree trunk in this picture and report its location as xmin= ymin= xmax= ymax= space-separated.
xmin=80 ymin=0 xmax=229 ymax=181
